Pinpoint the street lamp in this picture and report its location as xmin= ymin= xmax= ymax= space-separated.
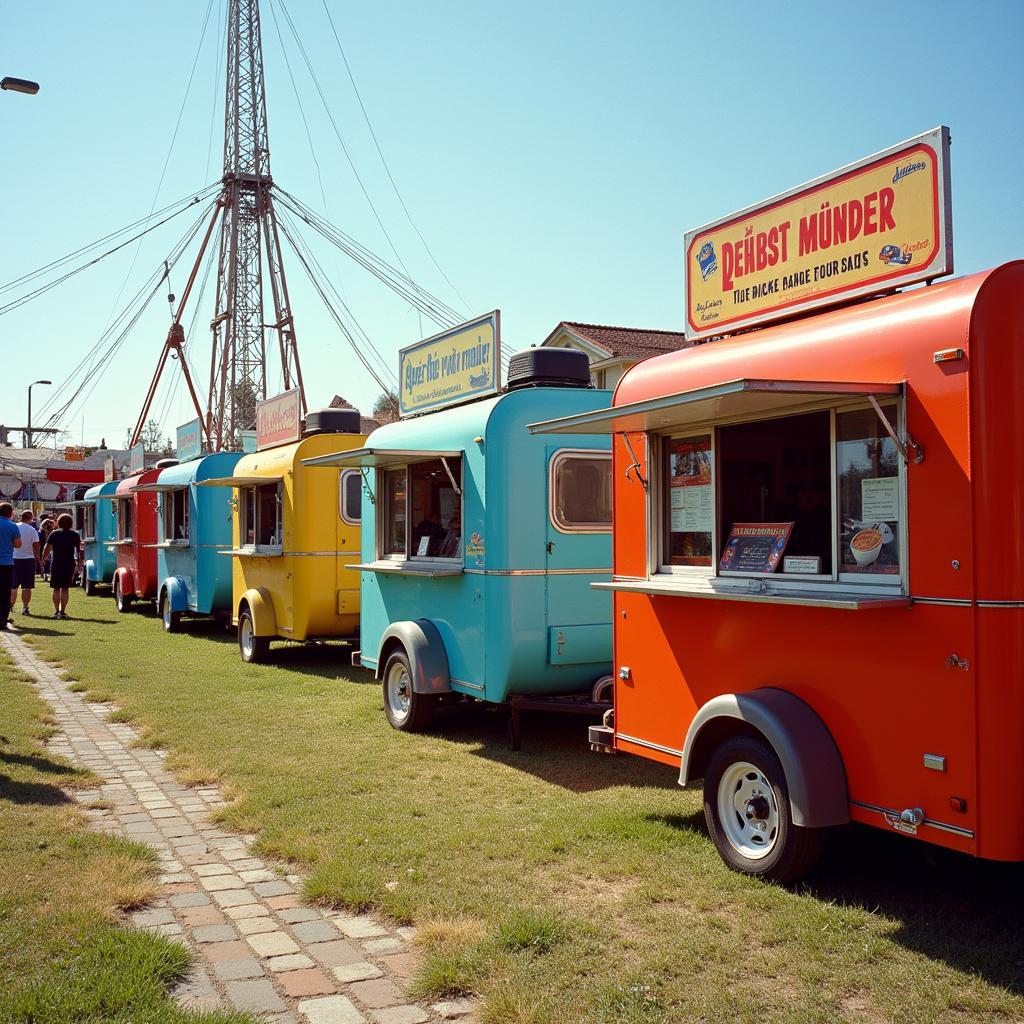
xmin=27 ymin=379 xmax=51 ymax=448
xmin=1 ymin=77 xmax=40 ymax=95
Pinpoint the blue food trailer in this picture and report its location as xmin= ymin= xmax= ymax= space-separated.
xmin=134 ymin=452 xmax=243 ymax=632
xmin=304 ymin=348 xmax=615 ymax=734
xmin=78 ymin=481 xmax=118 ymax=595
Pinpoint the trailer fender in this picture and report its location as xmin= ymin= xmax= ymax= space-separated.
xmin=161 ymin=577 xmax=189 ymax=613
xmin=679 ymin=687 xmax=849 ymax=828
xmin=114 ymin=566 xmax=135 ymax=598
xmin=84 ymin=558 xmax=98 ymax=583
xmin=238 ymin=588 xmax=276 ymax=638
xmin=375 ymin=620 xmax=452 ymax=695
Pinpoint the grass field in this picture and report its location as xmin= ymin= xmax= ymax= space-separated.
xmin=11 ymin=597 xmax=1024 ymax=1024
xmin=0 ymin=650 xmax=250 ymax=1024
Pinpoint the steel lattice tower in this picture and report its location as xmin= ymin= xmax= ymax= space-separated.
xmin=132 ymin=0 xmax=305 ymax=451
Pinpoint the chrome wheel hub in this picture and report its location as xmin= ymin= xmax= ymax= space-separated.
xmin=240 ymin=618 xmax=254 ymax=658
xmin=386 ymin=662 xmax=412 ymax=723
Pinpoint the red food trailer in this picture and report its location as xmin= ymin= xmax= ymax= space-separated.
xmin=532 ymin=131 xmax=1024 ymax=880
xmin=110 ymin=468 xmax=160 ymax=611
xmin=536 ymin=261 xmax=1024 ymax=881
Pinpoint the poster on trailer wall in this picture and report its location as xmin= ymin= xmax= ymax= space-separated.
xmin=684 ymin=126 xmax=953 ymax=340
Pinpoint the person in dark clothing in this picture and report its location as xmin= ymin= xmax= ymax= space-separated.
xmin=0 ymin=502 xmax=23 ymax=630
xmin=42 ymin=513 xmax=81 ymax=620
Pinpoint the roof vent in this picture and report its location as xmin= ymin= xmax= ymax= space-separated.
xmin=155 ymin=458 xmax=179 ymax=469
xmin=505 ymin=347 xmax=593 ymax=391
xmin=303 ymin=408 xmax=362 ymax=436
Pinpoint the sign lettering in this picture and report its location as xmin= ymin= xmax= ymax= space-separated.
xmin=255 ymin=389 xmax=302 ymax=450
xmin=685 ymin=127 xmax=952 ymax=339
xmin=399 ymin=311 xmax=500 ymax=417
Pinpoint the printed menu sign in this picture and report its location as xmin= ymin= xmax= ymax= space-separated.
xmin=720 ymin=522 xmax=794 ymax=574
xmin=861 ymin=476 xmax=899 ymax=522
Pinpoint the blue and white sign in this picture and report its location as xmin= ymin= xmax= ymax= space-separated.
xmin=176 ymin=417 xmax=203 ymax=461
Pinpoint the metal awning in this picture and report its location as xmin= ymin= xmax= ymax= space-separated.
xmin=528 ymin=379 xmax=903 ymax=436
xmin=196 ymin=475 xmax=283 ymax=488
xmin=302 ymin=447 xmax=462 ymax=470
xmin=131 ymin=482 xmax=187 ymax=493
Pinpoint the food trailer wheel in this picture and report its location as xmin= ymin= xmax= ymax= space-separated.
xmin=383 ymin=650 xmax=435 ymax=732
xmin=161 ymin=594 xmax=182 ymax=633
xmin=238 ymin=608 xmax=270 ymax=664
xmin=703 ymin=735 xmax=824 ymax=883
xmin=114 ymin=578 xmax=133 ymax=613
xmin=83 ymin=575 xmax=96 ymax=597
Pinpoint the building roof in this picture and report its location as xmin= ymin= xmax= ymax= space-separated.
xmin=542 ymin=322 xmax=693 ymax=362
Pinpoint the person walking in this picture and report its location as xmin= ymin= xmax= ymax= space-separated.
xmin=37 ymin=517 xmax=54 ymax=580
xmin=0 ymin=502 xmax=24 ymax=631
xmin=11 ymin=509 xmax=41 ymax=616
xmin=41 ymin=513 xmax=81 ymax=620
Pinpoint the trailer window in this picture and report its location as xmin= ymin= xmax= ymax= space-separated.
xmin=380 ymin=458 xmax=463 ymax=562
xmin=411 ymin=459 xmax=461 ymax=560
xmin=116 ymin=498 xmax=133 ymax=541
xmin=663 ymin=435 xmax=714 ymax=568
xmin=550 ymin=451 xmax=612 ymax=533
xmin=837 ymin=407 xmax=901 ymax=581
xmin=163 ymin=488 xmax=189 ymax=542
xmin=718 ymin=411 xmax=832 ymax=575
xmin=382 ymin=469 xmax=406 ymax=557
xmin=340 ymin=470 xmax=362 ymax=526
xmin=82 ymin=504 xmax=96 ymax=540
xmin=240 ymin=483 xmax=282 ymax=552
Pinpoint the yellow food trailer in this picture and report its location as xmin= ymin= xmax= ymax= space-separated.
xmin=201 ymin=397 xmax=366 ymax=662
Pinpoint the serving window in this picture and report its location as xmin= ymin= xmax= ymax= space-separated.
xmin=115 ymin=498 xmax=133 ymax=541
xmin=550 ymin=450 xmax=612 ymax=534
xmin=163 ymin=488 xmax=190 ymax=542
xmin=340 ymin=470 xmax=362 ymax=526
xmin=76 ymin=504 xmax=96 ymax=540
xmin=653 ymin=401 xmax=904 ymax=590
xmin=239 ymin=482 xmax=283 ymax=552
xmin=379 ymin=457 xmax=462 ymax=562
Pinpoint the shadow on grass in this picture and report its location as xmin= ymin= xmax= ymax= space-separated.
xmin=0 ymin=748 xmax=76 ymax=776
xmin=653 ymin=806 xmax=1024 ymax=995
xmin=0 ymin=772 xmax=75 ymax=806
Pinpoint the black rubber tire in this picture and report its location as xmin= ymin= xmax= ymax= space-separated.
xmin=114 ymin=578 xmax=133 ymax=613
xmin=83 ymin=576 xmax=96 ymax=597
xmin=161 ymin=593 xmax=182 ymax=633
xmin=382 ymin=649 xmax=436 ymax=732
xmin=703 ymin=734 xmax=825 ymax=883
xmin=238 ymin=607 xmax=270 ymax=664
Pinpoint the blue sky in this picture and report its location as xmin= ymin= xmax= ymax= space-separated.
xmin=2 ymin=1 xmax=1022 ymax=445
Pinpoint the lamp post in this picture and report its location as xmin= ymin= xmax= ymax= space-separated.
xmin=1 ymin=77 xmax=40 ymax=95
xmin=27 ymin=380 xmax=51 ymax=448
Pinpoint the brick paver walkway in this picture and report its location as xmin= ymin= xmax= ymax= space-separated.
xmin=2 ymin=631 xmax=476 ymax=1024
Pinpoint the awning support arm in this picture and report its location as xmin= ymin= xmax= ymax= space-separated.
xmin=867 ymin=394 xmax=924 ymax=464
xmin=623 ymin=433 xmax=648 ymax=490
xmin=440 ymin=457 xmax=462 ymax=496
xmin=359 ymin=466 xmax=376 ymax=505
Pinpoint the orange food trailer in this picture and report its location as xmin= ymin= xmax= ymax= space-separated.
xmin=532 ymin=130 xmax=1024 ymax=881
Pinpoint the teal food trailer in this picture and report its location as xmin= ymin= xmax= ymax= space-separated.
xmin=134 ymin=452 xmax=243 ymax=631
xmin=78 ymin=480 xmax=118 ymax=595
xmin=305 ymin=348 xmax=615 ymax=733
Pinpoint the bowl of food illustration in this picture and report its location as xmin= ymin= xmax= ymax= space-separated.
xmin=848 ymin=521 xmax=893 ymax=566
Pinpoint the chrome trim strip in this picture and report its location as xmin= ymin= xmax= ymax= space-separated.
xmin=850 ymin=799 xmax=974 ymax=838
xmin=914 ymin=596 xmax=973 ymax=607
xmin=463 ymin=568 xmax=611 ymax=576
xmin=615 ymin=732 xmax=683 ymax=759
xmin=450 ymin=677 xmax=484 ymax=692
xmin=978 ymin=600 xmax=1024 ymax=608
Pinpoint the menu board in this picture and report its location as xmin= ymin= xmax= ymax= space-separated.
xmin=668 ymin=438 xmax=714 ymax=566
xmin=719 ymin=522 xmax=794 ymax=574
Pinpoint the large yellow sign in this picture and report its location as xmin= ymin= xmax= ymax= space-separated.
xmin=399 ymin=311 xmax=500 ymax=417
xmin=685 ymin=127 xmax=952 ymax=339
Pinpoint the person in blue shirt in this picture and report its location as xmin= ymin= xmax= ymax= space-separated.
xmin=0 ymin=502 xmax=24 ymax=630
